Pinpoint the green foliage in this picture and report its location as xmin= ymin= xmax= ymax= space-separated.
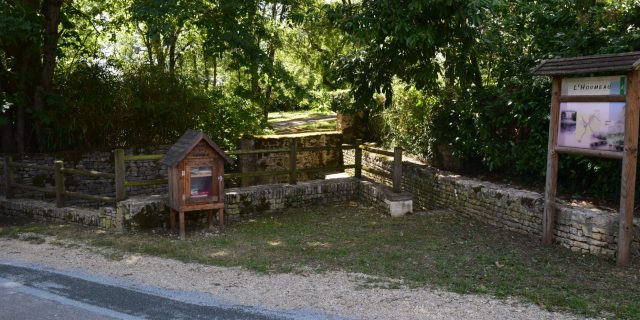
xmin=356 ymin=0 xmax=640 ymax=202
xmin=43 ymin=63 xmax=263 ymax=151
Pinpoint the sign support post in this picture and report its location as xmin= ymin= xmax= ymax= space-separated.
xmin=618 ymin=69 xmax=640 ymax=266
xmin=543 ymin=77 xmax=561 ymax=245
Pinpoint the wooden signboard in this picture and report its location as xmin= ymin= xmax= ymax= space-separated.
xmin=531 ymin=52 xmax=640 ymax=266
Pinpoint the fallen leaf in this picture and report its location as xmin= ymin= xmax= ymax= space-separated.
xmin=495 ymin=261 xmax=504 ymax=268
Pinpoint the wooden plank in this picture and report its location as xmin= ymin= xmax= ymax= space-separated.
xmin=543 ymin=76 xmax=562 ymax=245
xmin=10 ymin=162 xmax=53 ymax=171
xmin=54 ymin=161 xmax=65 ymax=208
xmin=12 ymin=183 xmax=56 ymax=194
xmin=554 ymin=146 xmax=623 ymax=159
xmin=60 ymin=168 xmax=115 ymax=179
xmin=537 ymin=66 xmax=636 ymax=76
xmin=354 ymin=139 xmax=362 ymax=178
xmin=362 ymin=166 xmax=392 ymax=179
xmin=124 ymin=154 xmax=163 ymax=161
xmin=392 ymin=147 xmax=403 ymax=193
xmin=617 ymin=69 xmax=640 ymax=267
xmin=63 ymin=190 xmax=115 ymax=203
xmin=181 ymin=202 xmax=224 ymax=211
xmin=124 ymin=179 xmax=167 ymax=187
xmin=298 ymin=166 xmax=344 ymax=173
xmin=559 ymin=95 xmax=626 ymax=103
xmin=224 ymin=170 xmax=289 ymax=179
xmin=226 ymin=148 xmax=289 ymax=155
xmin=297 ymin=146 xmax=339 ymax=152
xmin=289 ymin=140 xmax=297 ymax=185
xmin=361 ymin=145 xmax=395 ymax=157
xmin=114 ymin=149 xmax=126 ymax=201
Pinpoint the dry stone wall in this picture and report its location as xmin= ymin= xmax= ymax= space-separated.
xmin=349 ymin=149 xmax=640 ymax=260
xmin=0 ymin=146 xmax=169 ymax=206
xmin=238 ymin=133 xmax=343 ymax=186
xmin=0 ymin=178 xmax=361 ymax=231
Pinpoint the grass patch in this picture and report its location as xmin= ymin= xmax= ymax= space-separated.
xmin=2 ymin=205 xmax=639 ymax=318
xmin=267 ymin=110 xmax=334 ymax=122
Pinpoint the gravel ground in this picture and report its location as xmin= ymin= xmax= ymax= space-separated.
xmin=0 ymin=237 xmax=581 ymax=320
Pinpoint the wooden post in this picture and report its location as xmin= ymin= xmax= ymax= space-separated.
xmin=617 ymin=70 xmax=640 ymax=267
xmin=240 ymin=138 xmax=253 ymax=187
xmin=179 ymin=211 xmax=185 ymax=240
xmin=208 ymin=209 xmax=214 ymax=230
xmin=543 ymin=76 xmax=562 ymax=245
xmin=114 ymin=149 xmax=126 ymax=201
xmin=392 ymin=147 xmax=403 ymax=193
xmin=218 ymin=208 xmax=225 ymax=233
xmin=3 ymin=156 xmax=13 ymax=199
xmin=170 ymin=208 xmax=176 ymax=232
xmin=218 ymin=175 xmax=225 ymax=232
xmin=354 ymin=139 xmax=362 ymax=178
xmin=54 ymin=160 xmax=65 ymax=208
xmin=289 ymin=139 xmax=297 ymax=185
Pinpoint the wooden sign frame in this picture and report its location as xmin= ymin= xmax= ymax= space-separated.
xmin=543 ymin=70 xmax=640 ymax=266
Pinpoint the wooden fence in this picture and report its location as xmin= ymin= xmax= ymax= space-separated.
xmin=2 ymin=139 xmax=403 ymax=207
xmin=4 ymin=156 xmax=116 ymax=207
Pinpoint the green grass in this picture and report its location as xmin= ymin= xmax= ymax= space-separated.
xmin=267 ymin=110 xmax=336 ymax=134
xmin=2 ymin=205 xmax=639 ymax=318
xmin=267 ymin=110 xmax=335 ymax=122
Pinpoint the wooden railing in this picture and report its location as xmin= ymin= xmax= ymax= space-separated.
xmin=359 ymin=143 xmax=403 ymax=193
xmin=113 ymin=141 xmax=362 ymax=201
xmin=4 ymin=156 xmax=116 ymax=207
xmin=2 ymin=139 xmax=403 ymax=207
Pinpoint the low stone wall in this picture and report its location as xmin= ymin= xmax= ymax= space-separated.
xmin=0 ymin=178 xmax=362 ymax=231
xmin=352 ymin=149 xmax=640 ymax=260
xmin=0 ymin=146 xmax=169 ymax=206
xmin=0 ymin=197 xmax=118 ymax=229
xmin=238 ymin=132 xmax=343 ymax=186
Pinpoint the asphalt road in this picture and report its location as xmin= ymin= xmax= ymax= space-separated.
xmin=0 ymin=262 xmax=333 ymax=320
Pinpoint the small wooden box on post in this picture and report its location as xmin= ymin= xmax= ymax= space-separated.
xmin=160 ymin=130 xmax=232 ymax=239
xmin=531 ymin=51 xmax=640 ymax=267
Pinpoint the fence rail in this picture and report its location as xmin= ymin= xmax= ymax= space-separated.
xmin=3 ymin=138 xmax=403 ymax=207
xmin=4 ymin=156 xmax=116 ymax=207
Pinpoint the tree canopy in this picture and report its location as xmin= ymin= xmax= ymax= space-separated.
xmin=1 ymin=0 xmax=640 ymax=201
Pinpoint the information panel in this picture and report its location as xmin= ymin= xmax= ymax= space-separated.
xmin=557 ymin=102 xmax=625 ymax=151
xmin=561 ymin=75 xmax=626 ymax=96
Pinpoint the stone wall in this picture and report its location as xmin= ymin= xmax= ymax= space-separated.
xmin=351 ymin=149 xmax=640 ymax=260
xmin=0 ymin=147 xmax=169 ymax=206
xmin=237 ymin=132 xmax=344 ymax=186
xmin=0 ymin=178 xmax=361 ymax=231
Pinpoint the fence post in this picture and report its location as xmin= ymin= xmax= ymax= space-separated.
xmin=114 ymin=149 xmax=126 ymax=201
xmin=392 ymin=147 xmax=402 ymax=193
xmin=54 ymin=160 xmax=65 ymax=207
xmin=289 ymin=139 xmax=297 ymax=185
xmin=3 ymin=156 xmax=13 ymax=199
xmin=354 ymin=139 xmax=362 ymax=179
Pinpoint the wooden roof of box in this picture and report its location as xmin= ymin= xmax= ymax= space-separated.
xmin=160 ymin=129 xmax=232 ymax=166
xmin=531 ymin=51 xmax=640 ymax=76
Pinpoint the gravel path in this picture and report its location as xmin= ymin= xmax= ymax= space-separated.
xmin=0 ymin=237 xmax=580 ymax=320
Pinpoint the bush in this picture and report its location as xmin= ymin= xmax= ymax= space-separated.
xmin=43 ymin=63 xmax=263 ymax=151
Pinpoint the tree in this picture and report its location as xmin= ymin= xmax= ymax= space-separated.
xmin=1 ymin=0 xmax=66 ymax=152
